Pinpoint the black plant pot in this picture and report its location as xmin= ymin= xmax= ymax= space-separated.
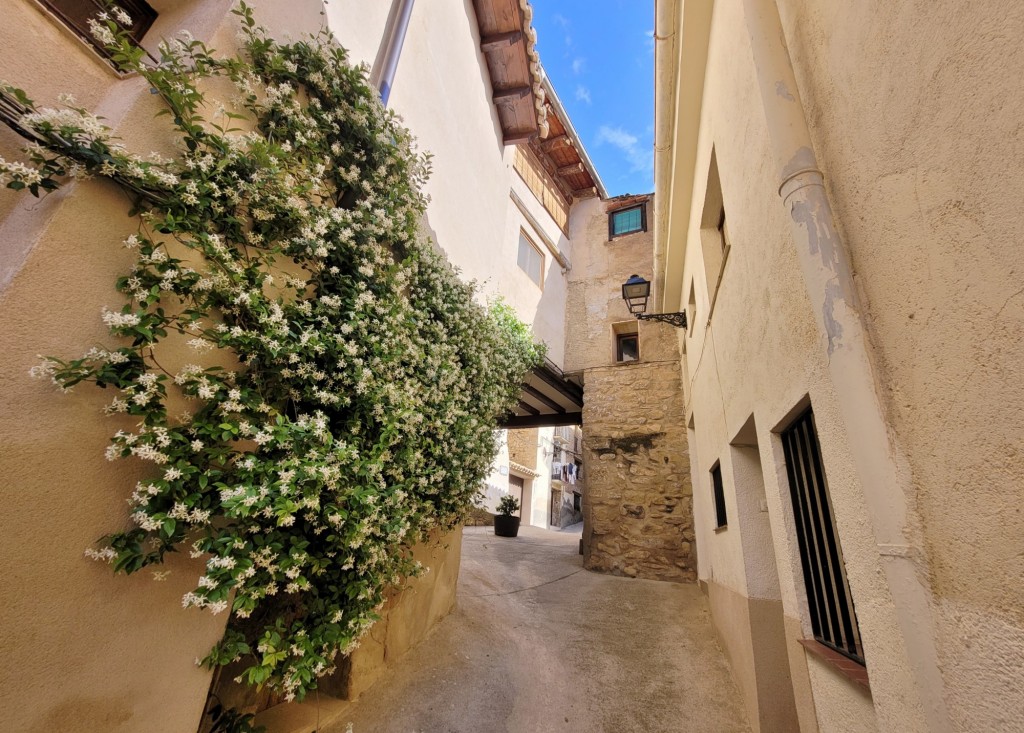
xmin=494 ymin=514 xmax=521 ymax=537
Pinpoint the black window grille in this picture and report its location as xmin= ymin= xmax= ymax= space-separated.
xmin=782 ymin=407 xmax=865 ymax=665
xmin=711 ymin=462 xmax=727 ymax=528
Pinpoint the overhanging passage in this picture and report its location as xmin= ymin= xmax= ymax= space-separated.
xmin=500 ymin=358 xmax=583 ymax=429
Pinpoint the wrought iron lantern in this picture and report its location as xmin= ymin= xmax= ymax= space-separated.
xmin=620 ymin=274 xmax=688 ymax=329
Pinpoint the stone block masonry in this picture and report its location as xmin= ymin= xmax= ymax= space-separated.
xmin=581 ymin=360 xmax=696 ymax=582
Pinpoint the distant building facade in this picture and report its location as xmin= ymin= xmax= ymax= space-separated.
xmin=564 ymin=193 xmax=696 ymax=581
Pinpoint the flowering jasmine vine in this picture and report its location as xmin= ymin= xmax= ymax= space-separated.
xmin=1 ymin=3 xmax=541 ymax=702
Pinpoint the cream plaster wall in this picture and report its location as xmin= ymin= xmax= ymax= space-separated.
xmin=0 ymin=3 xmax=324 ymax=731
xmin=670 ymin=0 xmax=925 ymax=729
xmin=775 ymin=2 xmax=1024 ymax=728
xmin=669 ymin=0 xmax=1024 ymax=730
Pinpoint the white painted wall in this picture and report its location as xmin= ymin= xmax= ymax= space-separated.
xmin=324 ymin=0 xmax=571 ymax=369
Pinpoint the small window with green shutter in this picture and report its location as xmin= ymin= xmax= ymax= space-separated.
xmin=609 ymin=204 xmax=646 ymax=238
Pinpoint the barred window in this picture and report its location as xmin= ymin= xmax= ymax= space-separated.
xmin=782 ymin=407 xmax=865 ymax=664
xmin=711 ymin=462 xmax=727 ymax=529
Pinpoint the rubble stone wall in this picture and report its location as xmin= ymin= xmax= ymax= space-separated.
xmin=581 ymin=360 xmax=696 ymax=582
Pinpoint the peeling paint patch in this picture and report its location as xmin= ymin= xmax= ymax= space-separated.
xmin=781 ymin=147 xmax=817 ymax=183
xmin=790 ymin=192 xmax=840 ymax=273
xmin=823 ymin=280 xmax=845 ymax=355
xmin=775 ymin=80 xmax=795 ymax=101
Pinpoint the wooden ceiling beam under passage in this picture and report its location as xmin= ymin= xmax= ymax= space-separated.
xmin=502 ymin=412 xmax=582 ymax=429
xmin=523 ymin=384 xmax=567 ymax=414
xmin=516 ymin=400 xmax=540 ymax=416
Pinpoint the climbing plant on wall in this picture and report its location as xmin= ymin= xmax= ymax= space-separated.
xmin=0 ymin=3 xmax=541 ymax=701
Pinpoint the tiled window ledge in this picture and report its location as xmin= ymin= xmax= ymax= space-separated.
xmin=799 ymin=639 xmax=871 ymax=692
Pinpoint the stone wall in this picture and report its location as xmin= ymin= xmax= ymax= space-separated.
xmin=581 ymin=360 xmax=695 ymax=582
xmin=209 ymin=528 xmax=463 ymax=723
xmin=565 ymin=193 xmax=696 ymax=582
xmin=506 ymin=428 xmax=538 ymax=470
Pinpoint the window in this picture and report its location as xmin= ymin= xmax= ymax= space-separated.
xmin=517 ymin=230 xmax=544 ymax=287
xmin=615 ymin=333 xmax=638 ymax=362
xmin=608 ymin=203 xmax=646 ymax=238
xmin=711 ymin=462 xmax=728 ymax=529
xmin=686 ymin=280 xmax=697 ymax=340
xmin=40 ymin=0 xmax=157 ymax=59
xmin=699 ymin=149 xmax=730 ymax=313
xmin=782 ymin=407 xmax=865 ymax=665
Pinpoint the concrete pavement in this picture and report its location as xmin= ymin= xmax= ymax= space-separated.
xmin=323 ymin=524 xmax=750 ymax=733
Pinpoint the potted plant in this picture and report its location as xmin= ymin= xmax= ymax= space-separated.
xmin=494 ymin=495 xmax=522 ymax=537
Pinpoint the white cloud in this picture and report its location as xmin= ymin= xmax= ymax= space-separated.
xmin=646 ymin=29 xmax=656 ymax=50
xmin=596 ymin=125 xmax=654 ymax=174
xmin=553 ymin=13 xmax=570 ymax=28
xmin=572 ymin=57 xmax=586 ymax=75
xmin=575 ymin=85 xmax=592 ymax=105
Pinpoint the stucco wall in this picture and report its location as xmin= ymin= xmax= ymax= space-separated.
xmin=0 ymin=3 xmax=327 ymax=731
xmin=321 ymin=528 xmax=463 ymax=701
xmin=775 ymin=2 xmax=1024 ymax=728
xmin=669 ymin=0 xmax=1024 ymax=730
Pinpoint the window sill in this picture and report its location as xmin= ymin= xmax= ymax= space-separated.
xmin=798 ymin=639 xmax=870 ymax=692
xmin=713 ymin=524 xmax=728 ymax=533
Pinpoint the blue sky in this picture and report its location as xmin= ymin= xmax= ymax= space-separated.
xmin=530 ymin=1 xmax=655 ymax=196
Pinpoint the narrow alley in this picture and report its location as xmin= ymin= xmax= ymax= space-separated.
xmin=320 ymin=526 xmax=749 ymax=733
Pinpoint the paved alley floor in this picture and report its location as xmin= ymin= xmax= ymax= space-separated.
xmin=325 ymin=524 xmax=750 ymax=733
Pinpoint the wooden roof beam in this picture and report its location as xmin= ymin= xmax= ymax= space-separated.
xmin=539 ymin=134 xmax=572 ymax=153
xmin=557 ymin=162 xmax=585 ymax=176
xmin=480 ymin=30 xmax=523 ymax=52
xmin=503 ymin=130 xmax=537 ymax=145
xmin=526 ymin=141 xmax=576 ymax=204
xmin=493 ymin=86 xmax=532 ymax=104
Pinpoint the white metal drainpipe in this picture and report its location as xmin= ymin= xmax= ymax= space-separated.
xmin=376 ymin=0 xmax=415 ymax=107
xmin=742 ymin=0 xmax=951 ymax=729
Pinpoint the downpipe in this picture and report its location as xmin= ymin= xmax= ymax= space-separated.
xmin=376 ymin=0 xmax=415 ymax=107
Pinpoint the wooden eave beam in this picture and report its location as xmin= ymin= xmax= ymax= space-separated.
xmin=481 ymin=30 xmax=523 ymax=52
xmin=526 ymin=142 xmax=575 ymax=204
xmin=493 ymin=86 xmax=532 ymax=104
xmin=539 ymin=134 xmax=572 ymax=153
xmin=504 ymin=130 xmax=537 ymax=145
xmin=556 ymin=162 xmax=585 ymax=176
